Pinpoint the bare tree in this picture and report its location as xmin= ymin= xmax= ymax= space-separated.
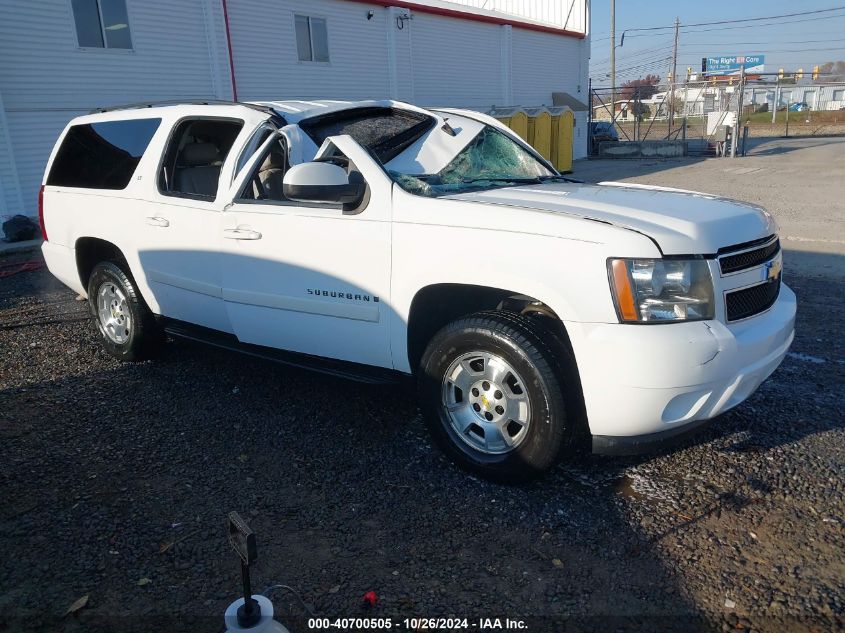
xmin=619 ymin=74 xmax=661 ymax=101
xmin=815 ymin=61 xmax=845 ymax=83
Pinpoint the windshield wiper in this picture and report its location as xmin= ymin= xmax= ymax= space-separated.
xmin=539 ymin=175 xmax=584 ymax=183
xmin=460 ymin=177 xmax=543 ymax=185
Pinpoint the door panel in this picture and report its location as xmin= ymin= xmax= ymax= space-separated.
xmin=134 ymin=114 xmax=265 ymax=332
xmin=137 ymin=199 xmax=231 ymax=332
xmin=220 ymin=203 xmax=392 ymax=367
xmin=220 ymin=137 xmax=394 ymax=369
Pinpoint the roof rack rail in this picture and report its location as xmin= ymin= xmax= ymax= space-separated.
xmin=88 ymin=99 xmax=285 ymax=120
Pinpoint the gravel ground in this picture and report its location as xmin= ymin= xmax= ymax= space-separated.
xmin=1 ymin=149 xmax=844 ymax=632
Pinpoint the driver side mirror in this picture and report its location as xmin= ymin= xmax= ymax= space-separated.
xmin=283 ymin=161 xmax=366 ymax=206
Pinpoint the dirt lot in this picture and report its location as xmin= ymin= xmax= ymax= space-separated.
xmin=1 ymin=138 xmax=843 ymax=632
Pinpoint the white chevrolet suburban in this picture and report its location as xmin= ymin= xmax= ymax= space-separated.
xmin=40 ymin=99 xmax=795 ymax=481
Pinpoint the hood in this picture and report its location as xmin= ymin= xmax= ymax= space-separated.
xmin=444 ymin=181 xmax=777 ymax=254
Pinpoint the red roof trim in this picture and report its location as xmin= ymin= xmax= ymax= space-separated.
xmin=336 ymin=0 xmax=586 ymax=39
xmin=220 ymin=0 xmax=238 ymax=100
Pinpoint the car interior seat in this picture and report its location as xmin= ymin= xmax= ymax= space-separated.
xmin=255 ymin=145 xmax=288 ymax=200
xmin=174 ymin=142 xmax=221 ymax=197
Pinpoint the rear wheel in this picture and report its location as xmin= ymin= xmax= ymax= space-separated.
xmin=87 ymin=261 xmax=162 ymax=361
xmin=418 ymin=311 xmax=573 ymax=482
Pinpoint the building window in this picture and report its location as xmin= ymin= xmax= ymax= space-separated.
xmin=833 ymin=89 xmax=845 ymax=101
xmin=295 ymin=15 xmax=329 ymax=62
xmin=71 ymin=0 xmax=133 ymax=49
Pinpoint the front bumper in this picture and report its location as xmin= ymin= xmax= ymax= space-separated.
xmin=565 ymin=283 xmax=796 ymax=453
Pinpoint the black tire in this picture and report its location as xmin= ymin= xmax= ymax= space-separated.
xmin=418 ymin=310 xmax=576 ymax=483
xmin=87 ymin=261 xmax=163 ymax=362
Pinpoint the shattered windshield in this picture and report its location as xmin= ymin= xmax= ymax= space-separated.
xmin=389 ymin=125 xmax=555 ymax=198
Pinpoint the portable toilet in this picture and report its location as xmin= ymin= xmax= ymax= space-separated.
xmin=489 ymin=106 xmax=529 ymax=142
xmin=548 ymin=106 xmax=574 ymax=173
xmin=524 ymin=107 xmax=552 ymax=161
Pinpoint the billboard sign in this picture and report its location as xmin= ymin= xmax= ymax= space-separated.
xmin=705 ymin=55 xmax=765 ymax=76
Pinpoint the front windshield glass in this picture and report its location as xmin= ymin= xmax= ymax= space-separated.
xmin=389 ymin=125 xmax=555 ymax=198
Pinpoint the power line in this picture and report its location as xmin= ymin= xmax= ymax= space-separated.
xmin=590 ymin=59 xmax=671 ymax=81
xmin=613 ymin=57 xmax=672 ymax=70
xmin=620 ymin=5 xmax=845 ymax=34
xmin=682 ymin=46 xmax=845 ymax=53
xmin=591 ymin=49 xmax=674 ymax=70
xmin=613 ymin=57 xmax=672 ymax=74
xmin=608 ymin=68 xmax=667 ymax=81
xmin=592 ymin=49 xmax=673 ymax=66
xmin=679 ymin=38 xmax=845 ymax=46
xmin=623 ymin=11 xmax=845 ymax=40
xmin=592 ymin=57 xmax=671 ymax=76
xmin=681 ymin=28 xmax=845 ymax=40
xmin=591 ymin=42 xmax=674 ymax=65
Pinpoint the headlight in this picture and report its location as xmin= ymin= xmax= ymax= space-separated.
xmin=608 ymin=258 xmax=714 ymax=323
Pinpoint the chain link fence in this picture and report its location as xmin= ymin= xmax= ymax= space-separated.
xmin=589 ymin=80 xmax=845 ymax=157
xmin=741 ymin=81 xmax=845 ymax=138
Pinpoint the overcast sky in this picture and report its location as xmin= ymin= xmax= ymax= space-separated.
xmin=588 ymin=0 xmax=845 ymax=85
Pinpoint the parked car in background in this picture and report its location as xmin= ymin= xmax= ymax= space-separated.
xmin=40 ymin=99 xmax=795 ymax=481
xmin=590 ymin=121 xmax=619 ymax=153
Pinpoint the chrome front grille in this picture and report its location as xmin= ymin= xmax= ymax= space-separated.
xmin=718 ymin=234 xmax=783 ymax=322
xmin=725 ymin=276 xmax=781 ymax=321
xmin=720 ymin=237 xmax=780 ymax=274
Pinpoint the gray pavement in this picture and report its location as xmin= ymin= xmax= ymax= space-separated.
xmin=572 ymin=136 xmax=845 ymax=279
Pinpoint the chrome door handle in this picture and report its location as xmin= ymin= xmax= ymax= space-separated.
xmin=223 ymin=228 xmax=262 ymax=240
xmin=145 ymin=216 xmax=170 ymax=227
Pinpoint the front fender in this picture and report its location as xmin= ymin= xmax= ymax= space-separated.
xmin=388 ymin=190 xmax=659 ymax=372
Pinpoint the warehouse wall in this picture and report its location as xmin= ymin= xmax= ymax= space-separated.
xmin=0 ymin=90 xmax=23 ymax=219
xmin=404 ymin=11 xmax=505 ymax=108
xmin=0 ymin=0 xmax=233 ymax=220
xmin=0 ymin=0 xmax=588 ymax=221
xmin=230 ymin=0 xmax=589 ymax=156
xmin=511 ymin=27 xmax=588 ymax=159
xmin=226 ymin=0 xmax=392 ymax=101
xmin=446 ymin=0 xmax=588 ymax=33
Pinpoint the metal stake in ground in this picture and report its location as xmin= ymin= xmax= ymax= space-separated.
xmin=228 ymin=512 xmax=261 ymax=628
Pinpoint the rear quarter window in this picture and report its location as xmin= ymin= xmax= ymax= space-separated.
xmin=47 ymin=118 xmax=162 ymax=189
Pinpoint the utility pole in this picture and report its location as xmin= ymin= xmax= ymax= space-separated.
xmin=667 ymin=17 xmax=680 ymax=137
xmin=731 ymin=66 xmax=745 ymax=158
xmin=610 ymin=0 xmax=616 ymax=116
xmin=772 ymin=80 xmax=780 ymax=124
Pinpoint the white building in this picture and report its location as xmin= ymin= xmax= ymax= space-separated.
xmin=643 ymin=82 xmax=845 ymax=119
xmin=0 ymin=0 xmax=589 ymax=230
xmin=744 ymin=83 xmax=845 ymax=111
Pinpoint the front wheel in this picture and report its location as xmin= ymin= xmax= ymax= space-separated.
xmin=88 ymin=261 xmax=162 ymax=362
xmin=418 ymin=311 xmax=573 ymax=482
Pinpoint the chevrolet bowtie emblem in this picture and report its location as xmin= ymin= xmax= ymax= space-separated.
xmin=764 ymin=256 xmax=782 ymax=282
